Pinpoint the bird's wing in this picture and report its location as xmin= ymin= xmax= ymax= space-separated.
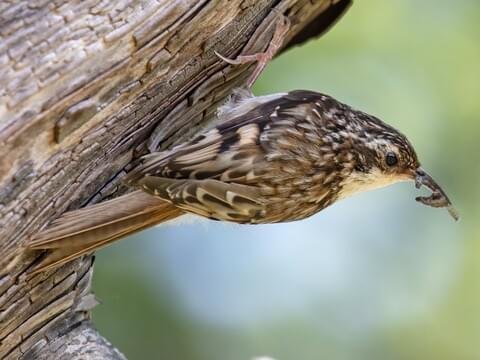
xmin=127 ymin=113 xmax=271 ymax=185
xmin=137 ymin=176 xmax=264 ymax=223
xmin=127 ymin=91 xmax=327 ymax=184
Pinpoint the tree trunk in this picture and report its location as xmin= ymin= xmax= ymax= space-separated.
xmin=0 ymin=0 xmax=351 ymax=358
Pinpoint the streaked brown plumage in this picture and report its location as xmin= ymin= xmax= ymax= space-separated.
xmin=29 ymin=89 xmax=457 ymax=273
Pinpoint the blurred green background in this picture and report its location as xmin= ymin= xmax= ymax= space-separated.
xmin=93 ymin=1 xmax=480 ymax=359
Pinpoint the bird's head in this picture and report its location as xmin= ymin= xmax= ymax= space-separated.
xmin=336 ymin=110 xmax=458 ymax=220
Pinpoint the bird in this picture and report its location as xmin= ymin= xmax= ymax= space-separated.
xmin=27 ymin=16 xmax=457 ymax=273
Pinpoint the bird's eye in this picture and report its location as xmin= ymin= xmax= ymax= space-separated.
xmin=385 ymin=152 xmax=398 ymax=167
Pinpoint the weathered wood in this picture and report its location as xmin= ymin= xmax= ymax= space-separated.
xmin=0 ymin=0 xmax=351 ymax=358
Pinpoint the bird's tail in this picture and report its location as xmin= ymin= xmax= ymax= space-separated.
xmin=27 ymin=190 xmax=183 ymax=274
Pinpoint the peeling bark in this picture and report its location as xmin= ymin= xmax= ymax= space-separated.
xmin=0 ymin=0 xmax=351 ymax=358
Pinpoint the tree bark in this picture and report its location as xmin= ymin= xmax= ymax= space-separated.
xmin=0 ymin=0 xmax=351 ymax=358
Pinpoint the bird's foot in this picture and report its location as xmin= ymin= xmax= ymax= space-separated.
xmin=215 ymin=14 xmax=290 ymax=89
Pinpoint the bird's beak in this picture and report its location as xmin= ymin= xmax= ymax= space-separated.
xmin=412 ymin=167 xmax=459 ymax=221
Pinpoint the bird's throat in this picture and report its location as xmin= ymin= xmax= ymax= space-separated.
xmin=337 ymin=168 xmax=407 ymax=200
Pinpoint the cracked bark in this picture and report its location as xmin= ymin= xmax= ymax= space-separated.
xmin=0 ymin=0 xmax=351 ymax=359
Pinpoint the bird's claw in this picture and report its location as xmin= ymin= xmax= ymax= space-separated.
xmin=215 ymin=14 xmax=290 ymax=89
xmin=214 ymin=51 xmax=244 ymax=66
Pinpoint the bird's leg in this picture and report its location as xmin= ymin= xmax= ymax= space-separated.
xmin=215 ymin=15 xmax=290 ymax=89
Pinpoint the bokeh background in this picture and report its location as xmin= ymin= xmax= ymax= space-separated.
xmin=93 ymin=1 xmax=480 ymax=359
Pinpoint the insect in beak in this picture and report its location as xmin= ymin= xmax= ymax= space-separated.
xmin=414 ymin=167 xmax=459 ymax=221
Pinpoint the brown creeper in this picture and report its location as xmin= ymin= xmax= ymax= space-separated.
xmin=28 ymin=16 xmax=457 ymax=273
xmin=126 ymin=88 xmax=457 ymax=223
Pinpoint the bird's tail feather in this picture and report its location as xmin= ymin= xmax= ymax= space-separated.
xmin=28 ymin=191 xmax=183 ymax=273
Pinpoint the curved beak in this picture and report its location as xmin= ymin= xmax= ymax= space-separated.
xmin=413 ymin=167 xmax=459 ymax=221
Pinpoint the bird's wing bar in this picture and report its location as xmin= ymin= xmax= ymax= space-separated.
xmin=137 ymin=176 xmax=265 ymax=223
